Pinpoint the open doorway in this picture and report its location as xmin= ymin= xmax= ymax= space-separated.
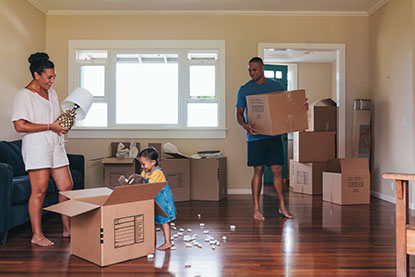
xmin=258 ymin=43 xmax=346 ymax=158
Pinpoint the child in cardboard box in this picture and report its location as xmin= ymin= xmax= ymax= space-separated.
xmin=138 ymin=147 xmax=177 ymax=251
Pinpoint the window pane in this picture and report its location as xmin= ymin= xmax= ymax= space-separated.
xmin=187 ymin=103 xmax=218 ymax=127
xmin=264 ymin=70 xmax=275 ymax=78
xmin=190 ymin=65 xmax=215 ymax=98
xmin=80 ymin=66 xmax=105 ymax=97
xmin=77 ymin=103 xmax=107 ymax=127
xmin=116 ymin=58 xmax=178 ymax=124
xmin=275 ymin=71 xmax=283 ymax=79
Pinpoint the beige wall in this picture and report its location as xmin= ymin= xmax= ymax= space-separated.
xmin=370 ymin=0 xmax=414 ymax=202
xmin=298 ymin=63 xmax=334 ymax=104
xmin=0 ymin=0 xmax=45 ymax=140
xmin=43 ymin=14 xmax=370 ymax=190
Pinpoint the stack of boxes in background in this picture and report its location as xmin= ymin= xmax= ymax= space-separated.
xmin=290 ymin=98 xmax=337 ymax=195
xmin=101 ymin=141 xmax=227 ymax=203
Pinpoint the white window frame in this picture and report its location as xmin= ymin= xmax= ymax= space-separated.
xmin=68 ymin=40 xmax=226 ymax=139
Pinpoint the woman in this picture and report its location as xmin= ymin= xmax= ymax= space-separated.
xmin=12 ymin=52 xmax=73 ymax=246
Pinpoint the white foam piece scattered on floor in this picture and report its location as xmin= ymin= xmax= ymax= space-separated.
xmin=172 ymin=226 xmax=177 ymax=230
xmin=178 ymin=232 xmax=183 ymax=236
xmin=197 ymin=214 xmax=201 ymax=219
xmin=199 ymin=223 xmax=205 ymax=227
xmin=171 ymin=246 xmax=177 ymax=250
xmin=179 ymin=228 xmax=185 ymax=232
xmin=194 ymin=272 xmax=202 ymax=277
xmin=209 ymin=240 xmax=215 ymax=245
xmin=186 ymin=242 xmax=193 ymax=248
xmin=187 ymin=228 xmax=192 ymax=232
xmin=212 ymin=245 xmax=216 ymax=250
xmin=170 ymin=222 xmax=175 ymax=226
xmin=230 ymin=225 xmax=236 ymax=230
xmin=147 ymin=254 xmax=154 ymax=259
xmin=203 ymin=230 xmax=209 ymax=234
xmin=156 ymin=227 xmax=161 ymax=231
xmin=222 ymin=236 xmax=227 ymax=241
xmin=183 ymin=235 xmax=193 ymax=242
xmin=204 ymin=238 xmax=210 ymax=242
xmin=185 ymin=262 xmax=192 ymax=268
xmin=216 ymin=241 xmax=220 ymax=246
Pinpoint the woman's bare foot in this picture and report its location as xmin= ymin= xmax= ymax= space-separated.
xmin=31 ymin=236 xmax=54 ymax=247
xmin=157 ymin=242 xmax=173 ymax=251
xmin=253 ymin=209 xmax=265 ymax=221
xmin=278 ymin=208 xmax=294 ymax=219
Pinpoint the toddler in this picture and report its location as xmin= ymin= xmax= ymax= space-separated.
xmin=138 ymin=147 xmax=177 ymax=251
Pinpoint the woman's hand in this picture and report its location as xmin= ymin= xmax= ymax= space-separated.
xmin=49 ymin=120 xmax=69 ymax=135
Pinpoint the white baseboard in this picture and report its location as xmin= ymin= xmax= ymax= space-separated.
xmin=370 ymin=190 xmax=395 ymax=204
xmin=371 ymin=190 xmax=415 ymax=210
xmin=227 ymin=189 xmax=252 ymax=195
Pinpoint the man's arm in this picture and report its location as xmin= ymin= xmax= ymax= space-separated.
xmin=236 ymin=107 xmax=257 ymax=135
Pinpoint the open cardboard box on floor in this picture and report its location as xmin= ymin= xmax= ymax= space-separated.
xmin=45 ymin=183 xmax=167 ymax=267
xmin=322 ymin=158 xmax=370 ymax=205
xmin=246 ymin=89 xmax=308 ymax=136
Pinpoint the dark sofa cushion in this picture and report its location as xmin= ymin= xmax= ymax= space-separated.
xmin=0 ymin=140 xmax=27 ymax=177
xmin=12 ymin=176 xmax=57 ymax=205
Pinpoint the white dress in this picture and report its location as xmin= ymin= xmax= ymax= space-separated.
xmin=11 ymin=88 xmax=69 ymax=171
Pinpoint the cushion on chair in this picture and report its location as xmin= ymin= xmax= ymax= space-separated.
xmin=0 ymin=141 xmax=27 ymax=177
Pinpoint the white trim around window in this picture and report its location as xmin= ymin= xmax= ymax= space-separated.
xmin=67 ymin=40 xmax=226 ymax=139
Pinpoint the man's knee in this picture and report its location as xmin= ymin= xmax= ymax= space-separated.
xmin=271 ymin=165 xmax=282 ymax=176
xmin=253 ymin=166 xmax=264 ymax=176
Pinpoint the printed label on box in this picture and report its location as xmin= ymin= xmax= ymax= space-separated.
xmin=114 ymin=214 xmax=144 ymax=248
xmin=347 ymin=177 xmax=364 ymax=192
xmin=297 ymin=171 xmax=309 ymax=185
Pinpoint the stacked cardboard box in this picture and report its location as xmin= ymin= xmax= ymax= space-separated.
xmin=290 ymin=98 xmax=337 ymax=195
xmin=291 ymin=131 xmax=336 ymax=195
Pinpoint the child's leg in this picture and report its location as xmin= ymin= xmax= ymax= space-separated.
xmin=157 ymin=223 xmax=173 ymax=251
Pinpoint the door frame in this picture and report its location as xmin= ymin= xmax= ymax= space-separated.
xmin=258 ymin=43 xmax=346 ymax=158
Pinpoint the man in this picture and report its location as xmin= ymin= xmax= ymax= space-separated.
xmin=236 ymin=57 xmax=308 ymax=221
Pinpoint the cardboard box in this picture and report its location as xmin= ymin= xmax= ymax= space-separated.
xmin=101 ymin=158 xmax=140 ymax=189
xmin=293 ymin=131 xmax=335 ymax=162
xmin=352 ymin=109 xmax=371 ymax=159
xmin=190 ymin=157 xmax=227 ymax=201
xmin=307 ymin=98 xmax=337 ymax=132
xmin=148 ymin=143 xmax=162 ymax=156
xmin=291 ymin=160 xmax=326 ymax=195
xmin=44 ymin=183 xmax=167 ymax=267
xmin=246 ymin=89 xmax=308 ymax=136
xmin=322 ymin=158 xmax=370 ymax=205
xmin=160 ymin=158 xmax=190 ymax=202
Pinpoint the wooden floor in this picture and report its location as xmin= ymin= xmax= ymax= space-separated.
xmin=0 ymin=185 xmax=404 ymax=276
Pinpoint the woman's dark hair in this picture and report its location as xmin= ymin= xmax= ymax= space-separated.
xmin=28 ymin=52 xmax=55 ymax=78
xmin=139 ymin=147 xmax=160 ymax=166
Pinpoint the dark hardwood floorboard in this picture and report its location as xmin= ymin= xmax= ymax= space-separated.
xmin=0 ymin=185 xmax=406 ymax=276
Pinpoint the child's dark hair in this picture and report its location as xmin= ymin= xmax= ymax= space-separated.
xmin=28 ymin=52 xmax=55 ymax=78
xmin=139 ymin=147 xmax=160 ymax=166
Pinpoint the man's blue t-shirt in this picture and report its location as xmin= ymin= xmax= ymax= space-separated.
xmin=236 ymin=78 xmax=285 ymax=142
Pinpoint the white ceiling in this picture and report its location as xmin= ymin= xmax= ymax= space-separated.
xmin=28 ymin=0 xmax=389 ymax=15
xmin=264 ymin=49 xmax=337 ymax=63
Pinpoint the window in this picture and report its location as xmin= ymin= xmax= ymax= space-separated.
xmin=68 ymin=40 xmax=226 ymax=138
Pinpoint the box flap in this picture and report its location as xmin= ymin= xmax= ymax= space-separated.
xmin=59 ymin=187 xmax=113 ymax=200
xmin=44 ymin=199 xmax=100 ymax=217
xmin=324 ymin=159 xmax=341 ymax=173
xmin=103 ymin=182 xmax=167 ymax=206
xmin=311 ymin=98 xmax=337 ymax=107
xmin=339 ymin=158 xmax=369 ymax=174
xmin=155 ymin=202 xmax=168 ymax=217
xmin=101 ymin=157 xmax=136 ymax=164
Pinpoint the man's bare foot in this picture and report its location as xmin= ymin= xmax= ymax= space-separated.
xmin=278 ymin=208 xmax=294 ymax=219
xmin=253 ymin=209 xmax=265 ymax=221
xmin=62 ymin=230 xmax=70 ymax=238
xmin=31 ymin=236 xmax=54 ymax=247
xmin=157 ymin=242 xmax=173 ymax=251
